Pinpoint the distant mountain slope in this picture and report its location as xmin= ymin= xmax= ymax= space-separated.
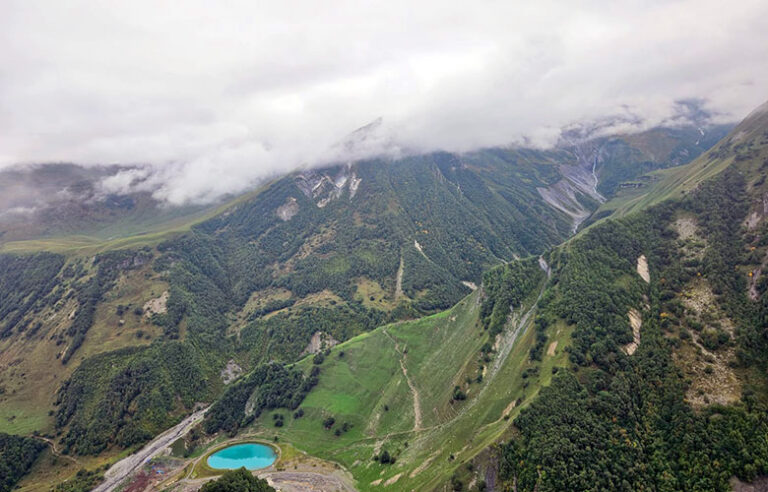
xmin=594 ymin=110 xmax=764 ymax=222
xmin=594 ymin=123 xmax=732 ymax=195
xmin=0 ymin=164 xmax=217 ymax=244
xmin=0 ymin=122 xmax=729 ymax=251
xmin=537 ymin=123 xmax=732 ymax=232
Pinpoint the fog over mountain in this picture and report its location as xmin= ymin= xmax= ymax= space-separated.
xmin=1 ymin=0 xmax=767 ymax=204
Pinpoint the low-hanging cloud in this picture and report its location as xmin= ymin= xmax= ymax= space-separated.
xmin=1 ymin=0 xmax=767 ymax=204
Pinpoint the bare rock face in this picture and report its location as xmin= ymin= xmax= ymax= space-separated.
xmin=294 ymin=167 xmax=362 ymax=208
xmin=349 ymin=175 xmax=362 ymax=198
xmin=220 ymin=359 xmax=243 ymax=385
xmin=143 ymin=291 xmax=169 ymax=317
xmin=537 ymin=136 xmax=606 ymax=233
xmin=623 ymin=309 xmax=642 ymax=355
xmin=302 ymin=331 xmax=339 ymax=355
xmin=537 ymin=181 xmax=592 ymax=232
xmin=276 ymin=196 xmax=299 ymax=221
xmin=637 ymin=255 xmax=650 ymax=283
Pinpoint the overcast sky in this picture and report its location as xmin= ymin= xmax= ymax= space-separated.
xmin=1 ymin=0 xmax=767 ymax=204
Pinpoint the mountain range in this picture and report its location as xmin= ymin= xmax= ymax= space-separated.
xmin=2 ymin=102 xmax=767 ymax=492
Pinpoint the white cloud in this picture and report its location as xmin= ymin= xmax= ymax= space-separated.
xmin=0 ymin=0 xmax=766 ymax=203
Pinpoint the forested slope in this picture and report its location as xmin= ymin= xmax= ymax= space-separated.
xmin=499 ymin=103 xmax=768 ymax=491
xmin=0 ymin=433 xmax=46 ymax=492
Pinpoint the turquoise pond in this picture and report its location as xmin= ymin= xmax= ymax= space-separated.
xmin=206 ymin=443 xmax=277 ymax=470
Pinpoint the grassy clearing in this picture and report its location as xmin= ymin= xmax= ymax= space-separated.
xmin=354 ymin=278 xmax=395 ymax=310
xmin=610 ymin=154 xmax=734 ymax=218
xmin=0 ymin=228 xmax=189 ymax=256
xmin=293 ymin=290 xmax=346 ymax=309
xmin=0 ymin=403 xmax=48 ymax=435
xmin=231 ymin=288 xmax=294 ymax=331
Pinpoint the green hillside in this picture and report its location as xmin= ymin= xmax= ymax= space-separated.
xmin=500 ymin=172 xmax=768 ymax=490
xmin=592 ymin=107 xmax=767 ymax=224
xmin=0 ymin=122 xmax=739 ymax=490
xmin=208 ymin=258 xmax=571 ymax=491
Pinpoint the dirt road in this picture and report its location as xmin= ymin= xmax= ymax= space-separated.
xmin=92 ymin=407 xmax=208 ymax=492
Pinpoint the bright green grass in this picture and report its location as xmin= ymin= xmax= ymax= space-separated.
xmin=0 ymin=402 xmax=48 ymax=435
xmin=244 ymin=279 xmax=572 ymax=490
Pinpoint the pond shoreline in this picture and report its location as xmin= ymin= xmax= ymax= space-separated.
xmin=194 ymin=439 xmax=282 ymax=478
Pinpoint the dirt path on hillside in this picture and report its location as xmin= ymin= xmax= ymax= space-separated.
xmin=395 ymin=255 xmax=404 ymax=299
xmin=399 ymin=359 xmax=422 ymax=431
xmin=31 ymin=435 xmax=80 ymax=466
xmin=383 ymin=329 xmax=422 ymax=431
xmin=376 ymin=258 xmax=551 ymax=438
xmin=92 ymin=407 xmax=208 ymax=492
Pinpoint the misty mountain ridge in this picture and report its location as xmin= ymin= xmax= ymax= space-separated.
xmin=0 ymin=112 xmax=733 ymax=246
